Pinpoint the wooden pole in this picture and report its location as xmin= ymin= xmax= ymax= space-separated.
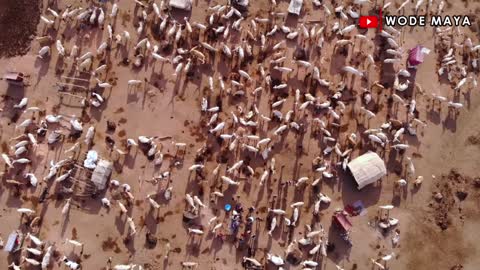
xmin=56 ymin=82 xmax=88 ymax=90
xmin=61 ymin=76 xmax=90 ymax=82
xmin=57 ymin=92 xmax=85 ymax=99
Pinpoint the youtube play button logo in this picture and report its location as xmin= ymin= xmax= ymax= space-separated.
xmin=359 ymin=16 xmax=379 ymax=28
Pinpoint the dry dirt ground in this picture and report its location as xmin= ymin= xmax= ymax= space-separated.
xmin=0 ymin=0 xmax=480 ymax=270
xmin=0 ymin=0 xmax=41 ymax=58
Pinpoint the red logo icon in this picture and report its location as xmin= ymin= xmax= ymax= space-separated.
xmin=359 ymin=16 xmax=379 ymax=28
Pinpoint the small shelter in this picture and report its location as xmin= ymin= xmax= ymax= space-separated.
xmin=288 ymin=0 xmax=303 ymax=15
xmin=347 ymin=152 xmax=386 ymax=189
xmin=3 ymin=72 xmax=26 ymax=86
xmin=91 ymin=159 xmax=113 ymax=190
xmin=169 ymin=0 xmax=192 ymax=10
xmin=332 ymin=212 xmax=352 ymax=233
xmin=408 ymin=45 xmax=430 ymax=67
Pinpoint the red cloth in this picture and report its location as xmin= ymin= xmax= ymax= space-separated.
xmin=344 ymin=205 xmax=355 ymax=216
xmin=408 ymin=45 xmax=424 ymax=66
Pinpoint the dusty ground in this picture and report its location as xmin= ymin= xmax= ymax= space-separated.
xmin=0 ymin=0 xmax=480 ymax=269
xmin=0 ymin=0 xmax=41 ymax=58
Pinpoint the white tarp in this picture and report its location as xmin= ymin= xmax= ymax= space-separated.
xmin=169 ymin=0 xmax=192 ymax=10
xmin=91 ymin=159 xmax=112 ymax=190
xmin=347 ymin=152 xmax=386 ymax=190
xmin=84 ymin=150 xmax=98 ymax=169
xmin=4 ymin=232 xmax=18 ymax=252
xmin=235 ymin=0 xmax=249 ymax=7
xmin=288 ymin=0 xmax=303 ymax=15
